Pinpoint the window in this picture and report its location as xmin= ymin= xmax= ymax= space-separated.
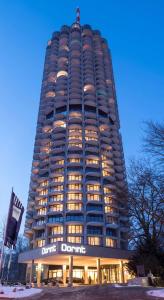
xmin=105 ymin=206 xmax=117 ymax=214
xmin=68 ymin=142 xmax=82 ymax=148
xmin=51 ymin=226 xmax=63 ymax=235
xmin=66 ymin=214 xmax=83 ymax=221
xmin=87 ymin=184 xmax=100 ymax=191
xmin=38 ymin=199 xmax=48 ymax=206
xmin=106 ymin=238 xmax=117 ymax=248
xmin=69 ymin=111 xmax=82 ymax=119
xmin=49 ymin=194 xmax=63 ymax=202
xmin=86 ymin=159 xmax=99 ymax=165
xmin=36 ymin=240 xmax=45 ymax=248
xmin=102 ymin=170 xmax=111 ymax=177
xmin=67 ymin=193 xmax=82 ymax=200
xmin=52 ymin=185 xmax=63 ymax=192
xmin=68 ymin=174 xmax=82 ymax=181
xmin=67 ymin=236 xmax=82 ymax=244
xmin=39 ymin=189 xmax=48 ymax=196
xmin=68 ymin=184 xmax=82 ymax=190
xmin=104 ymin=196 xmax=113 ymax=204
xmin=88 ymin=237 xmax=100 ymax=246
xmin=48 ymin=216 xmax=63 ymax=223
xmin=55 ymin=160 xmax=64 ymax=165
xmin=49 ymin=204 xmax=63 ymax=212
xmin=87 ymin=226 xmax=102 ymax=235
xmin=67 ymin=203 xmax=82 ymax=211
xmin=104 ymin=187 xmax=111 ymax=194
xmin=53 ymin=176 xmax=64 ymax=183
xmin=69 ymin=158 xmax=81 ymax=163
xmin=87 ymin=194 xmax=100 ymax=201
xmin=69 ymin=129 xmax=82 ymax=134
xmin=50 ymin=237 xmax=63 ymax=243
xmin=54 ymin=120 xmax=66 ymax=128
xmin=37 ymin=208 xmax=47 ymax=215
xmin=85 ymin=136 xmax=98 ymax=141
xmin=56 ymin=70 xmax=68 ymax=78
xmin=40 ymin=180 xmax=48 ymax=187
xmin=67 ymin=225 xmax=83 ymax=234
xmin=45 ymin=91 xmax=55 ymax=98
xmin=68 ymin=136 xmax=82 ymax=141
xmin=83 ymin=84 xmax=95 ymax=93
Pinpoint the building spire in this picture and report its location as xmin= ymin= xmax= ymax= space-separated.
xmin=76 ymin=7 xmax=80 ymax=23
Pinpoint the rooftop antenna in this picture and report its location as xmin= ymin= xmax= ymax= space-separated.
xmin=76 ymin=7 xmax=80 ymax=23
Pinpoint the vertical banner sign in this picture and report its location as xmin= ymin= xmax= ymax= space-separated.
xmin=4 ymin=191 xmax=24 ymax=248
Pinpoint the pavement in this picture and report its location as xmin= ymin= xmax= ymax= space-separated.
xmin=16 ymin=285 xmax=164 ymax=300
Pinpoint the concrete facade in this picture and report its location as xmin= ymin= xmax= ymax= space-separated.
xmin=22 ymin=16 xmax=130 ymax=285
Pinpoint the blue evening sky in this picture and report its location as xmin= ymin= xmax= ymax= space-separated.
xmin=0 ymin=0 xmax=163 ymax=225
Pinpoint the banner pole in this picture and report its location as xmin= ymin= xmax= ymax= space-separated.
xmin=0 ymin=222 xmax=6 ymax=284
xmin=6 ymin=248 xmax=12 ymax=285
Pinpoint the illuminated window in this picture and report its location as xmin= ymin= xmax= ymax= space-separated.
xmin=67 ymin=203 xmax=82 ymax=211
xmin=85 ymin=130 xmax=98 ymax=135
xmin=49 ymin=194 xmax=63 ymax=202
xmin=39 ymin=189 xmax=48 ymax=196
xmin=104 ymin=187 xmax=111 ymax=194
xmin=45 ymin=91 xmax=55 ymax=98
xmin=68 ymin=136 xmax=82 ymax=141
xmin=56 ymin=70 xmax=68 ymax=78
xmin=51 ymin=226 xmax=63 ymax=235
xmin=83 ymin=84 xmax=95 ymax=93
xmin=69 ymin=158 xmax=81 ymax=163
xmin=54 ymin=120 xmax=66 ymax=128
xmin=69 ymin=129 xmax=82 ymax=134
xmin=104 ymin=196 xmax=113 ymax=204
xmin=67 ymin=236 xmax=82 ymax=244
xmin=68 ymin=184 xmax=82 ymax=190
xmin=68 ymin=142 xmax=82 ymax=148
xmin=49 ymin=269 xmax=62 ymax=278
xmin=50 ymin=237 xmax=63 ymax=243
xmin=67 ymin=193 xmax=82 ymax=201
xmin=99 ymin=124 xmax=109 ymax=132
xmin=40 ymin=180 xmax=48 ymax=187
xmin=86 ymin=159 xmax=99 ymax=165
xmin=67 ymin=225 xmax=83 ymax=234
xmin=102 ymin=170 xmax=111 ymax=177
xmin=49 ymin=204 xmax=63 ymax=212
xmin=106 ymin=238 xmax=117 ymax=248
xmin=53 ymin=176 xmax=64 ymax=183
xmin=53 ymin=185 xmax=64 ymax=192
xmin=38 ymin=199 xmax=47 ymax=206
xmin=88 ymin=236 xmax=100 ymax=246
xmin=37 ymin=208 xmax=47 ymax=215
xmin=36 ymin=240 xmax=45 ymax=248
xmin=85 ymin=136 xmax=98 ymax=141
xmin=69 ymin=111 xmax=82 ymax=119
xmin=102 ymin=162 xmax=109 ymax=168
xmin=106 ymin=216 xmax=118 ymax=224
xmin=55 ymin=160 xmax=64 ymax=165
xmin=105 ymin=206 xmax=116 ymax=213
xmin=87 ymin=194 xmax=100 ymax=201
xmin=68 ymin=174 xmax=82 ymax=181
xmin=87 ymin=185 xmax=100 ymax=191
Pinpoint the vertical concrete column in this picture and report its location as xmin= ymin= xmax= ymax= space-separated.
xmin=68 ymin=256 xmax=73 ymax=286
xmin=84 ymin=266 xmax=88 ymax=284
xmin=37 ymin=263 xmax=42 ymax=287
xmin=121 ymin=261 xmax=125 ymax=283
xmin=96 ymin=258 xmax=101 ymax=284
xmin=63 ymin=264 xmax=67 ymax=286
xmin=29 ymin=259 xmax=34 ymax=285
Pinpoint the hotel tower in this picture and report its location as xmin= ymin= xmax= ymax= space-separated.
xmin=19 ymin=11 xmax=130 ymax=285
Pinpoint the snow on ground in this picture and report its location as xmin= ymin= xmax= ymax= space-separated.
xmin=0 ymin=286 xmax=42 ymax=298
xmin=147 ymin=289 xmax=164 ymax=298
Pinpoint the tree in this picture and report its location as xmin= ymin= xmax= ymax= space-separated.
xmin=143 ymin=121 xmax=164 ymax=168
xmin=127 ymin=160 xmax=164 ymax=277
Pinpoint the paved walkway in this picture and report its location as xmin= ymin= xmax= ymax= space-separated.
xmin=19 ymin=285 xmax=163 ymax=300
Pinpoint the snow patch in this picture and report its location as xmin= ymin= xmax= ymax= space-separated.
xmin=147 ymin=289 xmax=164 ymax=298
xmin=0 ymin=286 xmax=42 ymax=298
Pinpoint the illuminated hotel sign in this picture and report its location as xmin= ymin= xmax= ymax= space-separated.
xmin=41 ymin=243 xmax=86 ymax=256
xmin=61 ymin=243 xmax=86 ymax=254
xmin=41 ymin=245 xmax=57 ymax=255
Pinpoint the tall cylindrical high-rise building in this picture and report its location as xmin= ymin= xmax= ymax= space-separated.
xmin=20 ymin=15 xmax=130 ymax=285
